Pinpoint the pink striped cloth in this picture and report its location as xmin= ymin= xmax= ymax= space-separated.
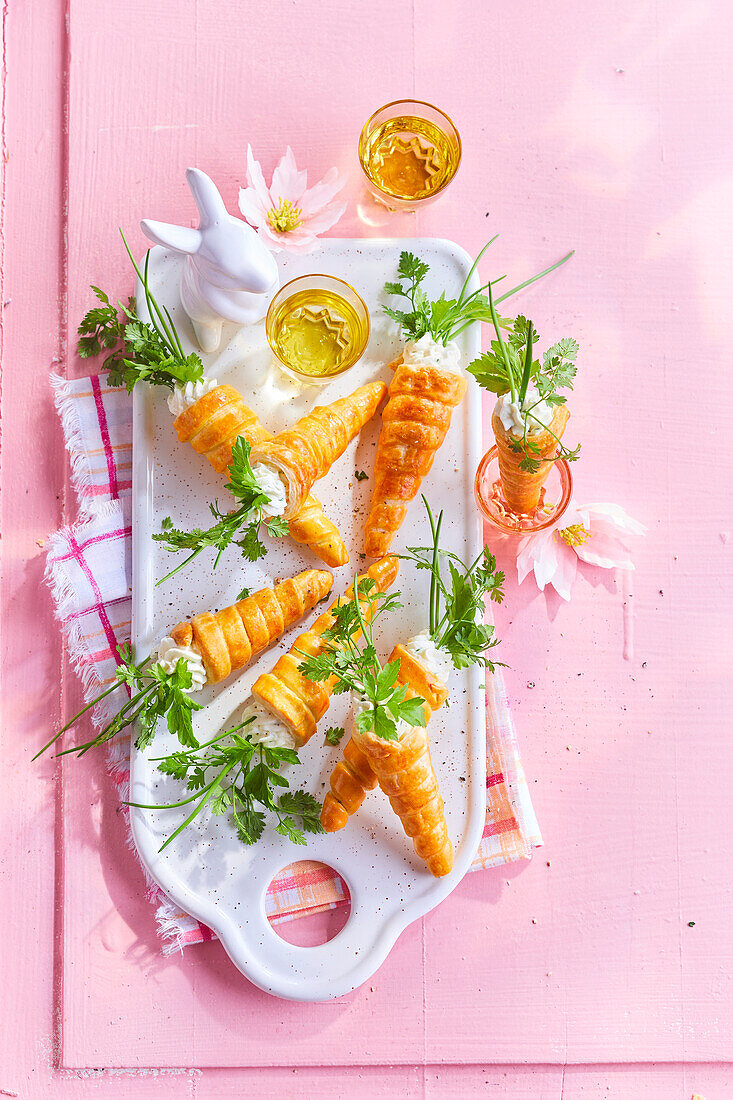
xmin=46 ymin=372 xmax=541 ymax=954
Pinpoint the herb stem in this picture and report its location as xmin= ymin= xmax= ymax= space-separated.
xmin=33 ymin=676 xmax=125 ymax=760
xmin=518 ymin=320 xmax=534 ymax=405
xmin=494 ymin=250 xmax=575 ymax=305
xmin=455 ymin=234 xmax=500 ymax=309
xmin=488 ymin=282 xmax=518 ymax=403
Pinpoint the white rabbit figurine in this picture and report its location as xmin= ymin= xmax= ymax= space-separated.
xmin=141 ymin=168 xmax=279 ymax=353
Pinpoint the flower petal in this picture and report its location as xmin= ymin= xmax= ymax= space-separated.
xmin=575 ymin=532 xmax=635 ymax=569
xmin=270 ymin=146 xmax=308 ymax=205
xmin=532 ymin=534 xmax=566 ymax=591
xmin=584 ymin=502 xmax=647 ymax=537
xmin=255 ymin=224 xmax=284 ymax=252
xmin=548 ymin=543 xmax=578 ymax=600
xmin=299 ymin=167 xmax=347 ymax=215
xmin=516 ymin=528 xmax=555 ymax=587
xmin=302 ymin=199 xmax=348 ymax=235
xmin=238 ymin=186 xmax=266 ymax=227
xmin=245 ymin=144 xmax=270 ymax=207
xmin=267 ymin=228 xmax=321 ymax=254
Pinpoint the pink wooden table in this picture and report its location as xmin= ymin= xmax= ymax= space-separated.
xmin=2 ymin=0 xmax=732 ymax=1096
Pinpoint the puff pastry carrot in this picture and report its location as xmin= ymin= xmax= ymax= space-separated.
xmin=169 ymin=568 xmax=333 ymax=684
xmin=492 ymin=402 xmax=570 ymax=514
xmin=348 ymin=644 xmax=453 ymax=877
xmin=250 ymin=555 xmax=399 ymax=747
xmin=321 ymin=644 xmax=448 ymax=833
xmin=249 ymin=381 xmax=387 ymax=519
xmin=364 ymin=355 xmax=466 ymax=558
xmin=173 ymin=384 xmax=348 ymax=568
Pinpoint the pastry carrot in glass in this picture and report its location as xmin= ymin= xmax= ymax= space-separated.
xmin=468 ymin=305 xmax=580 ymax=515
xmin=364 ymin=241 xmax=574 ymax=556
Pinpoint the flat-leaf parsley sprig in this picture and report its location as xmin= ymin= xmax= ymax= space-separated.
xmin=128 ymin=718 xmax=324 ymax=852
xmin=153 ymin=437 xmax=290 ymax=586
xmin=383 ymin=239 xmax=574 ymax=346
xmin=400 ymin=497 xmax=505 ymax=672
xmin=467 ymin=295 xmax=581 ymax=472
xmin=297 ymin=579 xmax=428 ymax=743
xmin=78 ymin=231 xmax=205 ymax=392
xmin=33 ymin=643 xmax=202 ymax=761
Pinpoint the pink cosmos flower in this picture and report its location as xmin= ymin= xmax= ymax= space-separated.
xmin=516 ymin=502 xmax=646 ymax=601
xmin=238 ymin=145 xmax=347 ymax=254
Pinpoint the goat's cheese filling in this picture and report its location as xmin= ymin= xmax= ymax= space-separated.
xmin=495 ymin=383 xmax=554 ymax=438
xmin=402 ymin=334 xmax=462 ymax=374
xmin=251 ymin=461 xmax=288 ymax=520
xmin=403 ymin=631 xmax=454 ymax=684
xmin=155 ymin=636 xmax=207 ymax=691
xmin=167 ymin=377 xmax=220 ymax=417
xmin=240 ymin=699 xmax=296 ymax=750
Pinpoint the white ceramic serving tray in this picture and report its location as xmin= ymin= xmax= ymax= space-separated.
xmin=130 ymin=238 xmax=484 ymax=1001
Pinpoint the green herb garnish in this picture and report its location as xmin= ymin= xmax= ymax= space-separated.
xmin=468 ymin=300 xmax=581 ymax=472
xmin=128 ymin=718 xmax=323 ymax=851
xmin=354 ymin=470 xmax=369 ymax=482
xmin=401 ymin=498 xmax=505 ymax=672
xmin=78 ymin=231 xmax=204 ymax=391
xmin=324 ymin=725 xmax=346 ymax=747
xmin=33 ymin=643 xmax=202 ymax=761
xmin=383 ymin=240 xmax=574 ymax=346
xmin=153 ymin=437 xmax=289 ymax=586
xmin=298 ymin=579 xmax=427 ymax=743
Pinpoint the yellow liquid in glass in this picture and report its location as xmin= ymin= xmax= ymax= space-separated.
xmin=360 ymin=114 xmax=459 ymax=201
xmin=268 ymin=289 xmax=367 ymax=378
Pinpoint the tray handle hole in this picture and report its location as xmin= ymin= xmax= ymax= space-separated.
xmin=267 ymin=860 xmax=351 ymax=947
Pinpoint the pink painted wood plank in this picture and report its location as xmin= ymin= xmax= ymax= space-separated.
xmin=3 ymin=0 xmax=733 ymax=1090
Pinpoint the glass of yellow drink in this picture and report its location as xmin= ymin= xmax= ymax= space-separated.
xmin=266 ymin=274 xmax=370 ymax=384
xmin=358 ymin=99 xmax=461 ymax=211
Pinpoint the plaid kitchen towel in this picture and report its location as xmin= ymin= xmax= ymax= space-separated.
xmin=46 ymin=372 xmax=542 ymax=954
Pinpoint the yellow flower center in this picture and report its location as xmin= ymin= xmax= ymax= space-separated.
xmin=556 ymin=522 xmax=592 ymax=548
xmin=267 ymin=197 xmax=302 ymax=233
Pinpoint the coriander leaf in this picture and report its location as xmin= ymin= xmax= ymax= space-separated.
xmin=324 ymin=725 xmax=346 ymax=747
xmin=266 ymin=515 xmax=290 ymax=538
xmin=354 ymin=469 xmax=369 ymax=482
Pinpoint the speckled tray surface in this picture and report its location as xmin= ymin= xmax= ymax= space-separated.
xmin=129 ymin=238 xmax=485 ymax=1000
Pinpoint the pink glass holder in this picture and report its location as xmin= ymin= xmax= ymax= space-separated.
xmin=474 ymin=445 xmax=573 ymax=534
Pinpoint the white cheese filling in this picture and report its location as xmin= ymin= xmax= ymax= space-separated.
xmin=351 ymin=690 xmax=410 ymax=740
xmin=167 ymin=376 xmax=220 ymax=417
xmin=495 ymin=383 xmax=554 ymax=438
xmin=251 ymin=461 xmax=288 ymax=520
xmin=154 ymin=636 xmax=208 ymax=691
xmin=403 ymin=631 xmax=454 ymax=684
xmin=402 ymin=333 xmax=462 ymax=374
xmin=240 ymin=699 xmax=296 ymax=750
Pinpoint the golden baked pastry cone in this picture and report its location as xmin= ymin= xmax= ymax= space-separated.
xmin=321 ymin=643 xmax=448 ymax=833
xmin=169 ymin=569 xmax=333 ymax=684
xmin=250 ymin=555 xmax=399 ymax=747
xmin=249 ymin=381 xmax=387 ymax=519
xmin=347 ymin=644 xmax=452 ymax=877
xmin=173 ymin=384 xmax=348 ymax=568
xmin=491 ymin=402 xmax=570 ymax=514
xmin=364 ymin=354 xmax=466 ymax=558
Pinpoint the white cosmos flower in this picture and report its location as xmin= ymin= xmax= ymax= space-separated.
xmin=516 ymin=502 xmax=646 ymax=601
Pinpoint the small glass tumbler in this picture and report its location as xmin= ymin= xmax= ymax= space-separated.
xmin=265 ymin=274 xmax=370 ymax=385
xmin=358 ymin=99 xmax=462 ymax=211
xmin=474 ymin=446 xmax=573 ymax=534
